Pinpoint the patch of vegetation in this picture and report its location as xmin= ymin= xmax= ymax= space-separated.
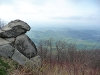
xmin=0 ymin=57 xmax=10 ymax=75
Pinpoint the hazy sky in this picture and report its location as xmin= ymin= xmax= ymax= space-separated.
xmin=0 ymin=0 xmax=100 ymax=27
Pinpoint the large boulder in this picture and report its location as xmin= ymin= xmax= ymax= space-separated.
xmin=14 ymin=34 xmax=37 ymax=58
xmin=0 ymin=20 xmax=30 ymax=38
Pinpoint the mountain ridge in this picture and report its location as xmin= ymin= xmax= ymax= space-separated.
xmin=26 ymin=27 xmax=100 ymax=49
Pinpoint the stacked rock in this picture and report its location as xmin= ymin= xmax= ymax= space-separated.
xmin=0 ymin=20 xmax=41 ymax=68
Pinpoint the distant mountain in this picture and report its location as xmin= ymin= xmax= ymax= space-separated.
xmin=55 ymin=29 xmax=99 ymax=41
xmin=26 ymin=27 xmax=100 ymax=49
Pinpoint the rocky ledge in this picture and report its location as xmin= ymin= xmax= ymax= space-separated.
xmin=0 ymin=19 xmax=41 ymax=68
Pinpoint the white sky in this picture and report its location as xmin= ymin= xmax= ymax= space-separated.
xmin=0 ymin=0 xmax=100 ymax=27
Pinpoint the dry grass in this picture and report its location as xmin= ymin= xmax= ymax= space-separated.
xmin=10 ymin=61 xmax=100 ymax=75
xmin=1 ymin=51 xmax=100 ymax=75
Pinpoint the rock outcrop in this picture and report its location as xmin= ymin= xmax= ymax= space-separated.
xmin=0 ymin=19 xmax=41 ymax=68
xmin=0 ymin=20 xmax=30 ymax=38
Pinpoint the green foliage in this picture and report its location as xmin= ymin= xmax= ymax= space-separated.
xmin=0 ymin=58 xmax=10 ymax=75
xmin=0 ymin=68 xmax=7 ymax=75
xmin=0 ymin=59 xmax=10 ymax=69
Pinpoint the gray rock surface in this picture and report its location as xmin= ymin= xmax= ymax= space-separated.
xmin=0 ymin=19 xmax=30 ymax=38
xmin=5 ymin=38 xmax=15 ymax=43
xmin=14 ymin=34 xmax=37 ymax=58
xmin=12 ymin=49 xmax=41 ymax=67
xmin=8 ymin=19 xmax=30 ymax=30
xmin=0 ymin=38 xmax=10 ymax=45
xmin=0 ymin=44 xmax=14 ymax=58
xmin=0 ymin=19 xmax=41 ymax=68
xmin=12 ymin=49 xmax=29 ymax=65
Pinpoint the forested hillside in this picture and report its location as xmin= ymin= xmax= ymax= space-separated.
xmin=27 ymin=27 xmax=100 ymax=49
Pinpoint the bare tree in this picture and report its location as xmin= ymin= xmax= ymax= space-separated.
xmin=55 ymin=40 xmax=68 ymax=63
xmin=47 ymin=38 xmax=53 ymax=63
xmin=0 ymin=19 xmax=6 ymax=29
xmin=38 ymin=38 xmax=100 ymax=71
xmin=38 ymin=40 xmax=47 ymax=61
